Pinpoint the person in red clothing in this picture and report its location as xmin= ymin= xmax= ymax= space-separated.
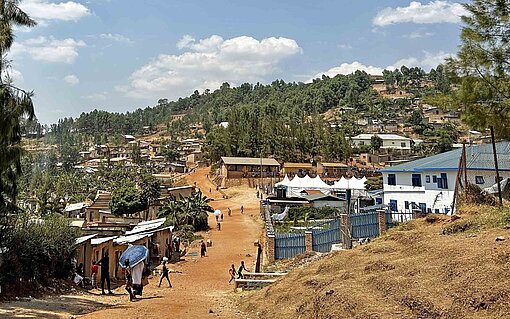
xmin=91 ymin=261 xmax=99 ymax=290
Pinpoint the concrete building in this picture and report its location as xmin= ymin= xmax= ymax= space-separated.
xmin=380 ymin=141 xmax=510 ymax=215
xmin=219 ymin=157 xmax=280 ymax=179
xmin=350 ymin=134 xmax=413 ymax=151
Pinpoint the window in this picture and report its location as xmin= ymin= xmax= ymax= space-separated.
xmin=412 ymin=174 xmax=422 ymax=187
xmin=387 ymin=174 xmax=396 ymax=185
xmin=389 ymin=199 xmax=397 ymax=212
xmin=426 ymin=175 xmax=430 ymax=183
xmin=359 ymin=141 xmax=364 ymax=145
xmin=475 ymin=176 xmax=484 ymax=184
xmin=432 ymin=175 xmax=437 ymax=183
xmin=401 ymin=142 xmax=406 ymax=148
xmin=419 ymin=203 xmax=427 ymax=213
xmin=376 ymin=198 xmax=382 ymax=205
xmin=405 ymin=201 xmax=409 ymax=209
xmin=437 ymin=173 xmax=448 ymax=189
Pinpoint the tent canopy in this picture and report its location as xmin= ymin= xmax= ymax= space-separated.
xmin=331 ymin=176 xmax=367 ymax=190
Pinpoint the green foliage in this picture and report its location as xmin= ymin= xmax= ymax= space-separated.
xmin=111 ymin=182 xmax=145 ymax=216
xmin=449 ymin=0 xmax=510 ymax=138
xmin=370 ymin=135 xmax=383 ymax=152
xmin=0 ymin=212 xmax=79 ymax=286
xmin=159 ymin=191 xmax=213 ymax=231
xmin=287 ymin=206 xmax=340 ymax=221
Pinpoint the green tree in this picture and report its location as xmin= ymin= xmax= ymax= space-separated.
xmin=370 ymin=135 xmax=383 ymax=152
xmin=450 ymin=0 xmax=510 ymax=138
xmin=0 ymin=1 xmax=36 ymax=248
xmin=111 ymin=182 xmax=145 ymax=216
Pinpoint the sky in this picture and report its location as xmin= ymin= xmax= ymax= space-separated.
xmin=7 ymin=0 xmax=469 ymax=124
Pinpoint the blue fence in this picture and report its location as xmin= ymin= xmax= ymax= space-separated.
xmin=274 ymin=233 xmax=306 ymax=259
xmin=350 ymin=211 xmax=380 ymax=239
xmin=312 ymin=219 xmax=341 ymax=252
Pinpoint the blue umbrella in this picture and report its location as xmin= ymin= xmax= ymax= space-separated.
xmin=119 ymin=245 xmax=149 ymax=268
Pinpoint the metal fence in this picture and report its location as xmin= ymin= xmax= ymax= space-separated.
xmin=312 ymin=219 xmax=341 ymax=252
xmin=274 ymin=233 xmax=306 ymax=259
xmin=350 ymin=211 xmax=380 ymax=239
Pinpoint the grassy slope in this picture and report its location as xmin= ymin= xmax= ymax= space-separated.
xmin=243 ymin=205 xmax=510 ymax=319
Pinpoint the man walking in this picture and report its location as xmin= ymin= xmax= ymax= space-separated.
xmin=97 ymin=252 xmax=113 ymax=295
xmin=237 ymin=261 xmax=249 ymax=279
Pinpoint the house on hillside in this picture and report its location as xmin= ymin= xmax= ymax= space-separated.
xmin=219 ymin=157 xmax=280 ymax=179
xmin=380 ymin=141 xmax=510 ymax=215
xmin=281 ymin=162 xmax=314 ymax=177
xmin=317 ymin=162 xmax=349 ymax=178
xmin=351 ymin=134 xmax=414 ymax=151
xmin=423 ymin=106 xmax=460 ymax=125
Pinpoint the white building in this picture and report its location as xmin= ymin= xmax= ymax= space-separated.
xmin=350 ymin=134 xmax=416 ymax=151
xmin=380 ymin=141 xmax=510 ymax=215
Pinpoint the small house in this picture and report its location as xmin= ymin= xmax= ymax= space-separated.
xmin=219 ymin=157 xmax=280 ymax=179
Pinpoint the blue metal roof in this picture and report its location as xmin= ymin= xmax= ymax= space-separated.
xmin=380 ymin=141 xmax=510 ymax=173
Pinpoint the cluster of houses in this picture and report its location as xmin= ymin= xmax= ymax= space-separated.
xmin=75 ymin=135 xmax=206 ymax=174
xmin=71 ymin=185 xmax=196 ymax=280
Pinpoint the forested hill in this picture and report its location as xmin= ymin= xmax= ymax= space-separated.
xmin=44 ymin=67 xmax=448 ymax=163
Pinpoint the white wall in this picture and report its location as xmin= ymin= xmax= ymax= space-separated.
xmin=352 ymin=137 xmax=410 ymax=150
xmin=382 ymin=169 xmax=510 ymax=214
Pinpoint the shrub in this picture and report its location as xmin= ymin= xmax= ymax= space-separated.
xmin=0 ymin=212 xmax=79 ymax=287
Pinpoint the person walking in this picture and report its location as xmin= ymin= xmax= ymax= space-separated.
xmin=240 ymin=205 xmax=244 ymax=214
xmin=217 ymin=222 xmax=221 ymax=231
xmin=124 ymin=260 xmax=134 ymax=302
xmin=228 ymin=264 xmax=236 ymax=284
xmin=227 ymin=207 xmax=231 ymax=216
xmin=200 ymin=240 xmax=207 ymax=257
xmin=97 ymin=252 xmax=113 ymax=295
xmin=91 ymin=261 xmax=99 ymax=290
xmin=158 ymin=261 xmax=172 ymax=288
xmin=237 ymin=261 xmax=249 ymax=279
xmin=220 ymin=213 xmax=224 ymax=221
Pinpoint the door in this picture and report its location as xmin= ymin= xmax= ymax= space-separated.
xmin=419 ymin=203 xmax=426 ymax=214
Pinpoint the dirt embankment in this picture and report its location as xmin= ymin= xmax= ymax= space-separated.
xmin=243 ymin=206 xmax=510 ymax=319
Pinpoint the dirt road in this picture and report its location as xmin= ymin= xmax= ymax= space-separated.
xmin=0 ymin=168 xmax=263 ymax=319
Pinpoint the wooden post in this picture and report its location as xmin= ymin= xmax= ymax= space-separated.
xmin=462 ymin=142 xmax=468 ymax=187
xmin=490 ymin=126 xmax=503 ymax=206
xmin=340 ymin=214 xmax=352 ymax=249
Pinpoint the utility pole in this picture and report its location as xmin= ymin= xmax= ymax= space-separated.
xmin=462 ymin=142 xmax=468 ymax=187
xmin=490 ymin=126 xmax=503 ymax=206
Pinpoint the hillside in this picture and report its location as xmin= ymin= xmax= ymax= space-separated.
xmin=243 ymin=205 xmax=510 ymax=319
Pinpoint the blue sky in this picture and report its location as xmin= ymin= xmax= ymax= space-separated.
xmin=8 ymin=0 xmax=468 ymax=124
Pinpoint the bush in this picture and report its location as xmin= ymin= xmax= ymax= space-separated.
xmin=0 ymin=212 xmax=79 ymax=287
xmin=287 ymin=206 xmax=340 ymax=221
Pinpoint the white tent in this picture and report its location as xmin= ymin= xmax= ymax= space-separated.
xmin=275 ymin=174 xmax=291 ymax=187
xmin=285 ymin=174 xmax=332 ymax=197
xmin=331 ymin=176 xmax=367 ymax=190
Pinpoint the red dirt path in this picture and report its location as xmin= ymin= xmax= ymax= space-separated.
xmin=80 ymin=167 xmax=262 ymax=319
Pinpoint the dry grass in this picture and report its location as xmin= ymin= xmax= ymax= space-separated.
xmin=243 ymin=204 xmax=510 ymax=319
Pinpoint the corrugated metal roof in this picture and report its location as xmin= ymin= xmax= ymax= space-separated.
xmin=283 ymin=162 xmax=313 ymax=168
xmin=351 ymin=134 xmax=410 ymax=141
xmin=381 ymin=141 xmax=510 ymax=173
xmin=91 ymin=236 xmax=117 ymax=245
xmin=221 ymin=157 xmax=280 ymax=166
xmin=65 ymin=202 xmax=89 ymax=212
xmin=125 ymin=218 xmax=166 ymax=235
xmin=75 ymin=234 xmax=97 ymax=245
xmin=304 ymin=194 xmax=345 ymax=202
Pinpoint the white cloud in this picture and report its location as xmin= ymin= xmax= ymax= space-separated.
xmin=122 ymin=34 xmax=302 ymax=99
xmin=10 ymin=36 xmax=86 ymax=64
xmin=373 ymin=1 xmax=469 ymax=26
xmin=404 ymin=31 xmax=435 ymax=39
xmin=311 ymin=62 xmax=385 ymax=80
xmin=64 ymin=74 xmax=79 ymax=85
xmin=20 ymin=0 xmax=90 ymax=22
xmin=99 ymin=33 xmax=133 ymax=44
xmin=309 ymin=51 xmax=452 ymax=80
xmin=2 ymin=67 xmax=24 ymax=84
